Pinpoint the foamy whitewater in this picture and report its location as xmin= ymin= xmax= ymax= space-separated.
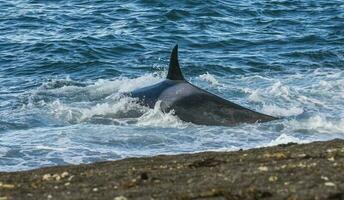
xmin=1 ymin=0 xmax=343 ymax=171
xmin=1 ymin=68 xmax=344 ymax=171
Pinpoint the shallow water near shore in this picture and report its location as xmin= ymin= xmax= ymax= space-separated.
xmin=0 ymin=0 xmax=344 ymax=171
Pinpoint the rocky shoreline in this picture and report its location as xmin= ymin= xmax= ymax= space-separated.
xmin=1 ymin=139 xmax=344 ymax=200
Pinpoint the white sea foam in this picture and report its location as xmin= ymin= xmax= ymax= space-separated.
xmin=247 ymin=89 xmax=263 ymax=102
xmin=244 ymin=80 xmax=295 ymax=103
xmin=47 ymin=97 xmax=146 ymax=124
xmin=25 ymin=73 xmax=170 ymax=124
xmin=0 ymin=146 xmax=10 ymax=157
xmin=136 ymin=101 xmax=188 ymax=128
xmin=261 ymin=104 xmax=303 ymax=117
xmin=36 ymin=73 xmax=162 ymax=99
xmin=265 ymin=134 xmax=307 ymax=147
xmin=37 ymin=74 xmax=189 ymax=129
xmin=288 ymin=115 xmax=344 ymax=134
xmin=199 ymin=72 xmax=221 ymax=86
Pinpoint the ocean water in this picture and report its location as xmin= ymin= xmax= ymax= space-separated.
xmin=0 ymin=0 xmax=343 ymax=171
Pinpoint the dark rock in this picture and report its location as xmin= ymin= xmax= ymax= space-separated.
xmin=188 ymin=157 xmax=225 ymax=168
xmin=140 ymin=172 xmax=148 ymax=180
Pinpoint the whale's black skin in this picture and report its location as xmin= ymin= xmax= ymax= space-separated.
xmin=130 ymin=45 xmax=277 ymax=126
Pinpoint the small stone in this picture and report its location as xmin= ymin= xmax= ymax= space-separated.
xmin=54 ymin=186 xmax=59 ymax=189
xmin=264 ymin=152 xmax=286 ymax=159
xmin=153 ymin=179 xmax=160 ymax=183
xmin=47 ymin=194 xmax=52 ymax=199
xmin=140 ymin=172 xmax=148 ymax=180
xmin=123 ymin=179 xmax=138 ymax=188
xmin=114 ymin=196 xmax=127 ymax=200
xmin=258 ymin=166 xmax=269 ymax=171
xmin=299 ymin=153 xmax=306 ymax=157
xmin=52 ymin=174 xmax=61 ymax=181
xmin=309 ymin=163 xmax=317 ymax=167
xmin=64 ymin=182 xmax=70 ymax=186
xmin=325 ymin=182 xmax=336 ymax=187
xmin=328 ymin=157 xmax=335 ymax=162
xmin=269 ymin=176 xmax=278 ymax=182
xmin=30 ymin=183 xmax=37 ymax=189
xmin=321 ymin=176 xmax=329 ymax=181
xmin=68 ymin=175 xmax=75 ymax=181
xmin=327 ymin=149 xmax=337 ymax=153
xmin=42 ymin=174 xmax=52 ymax=181
xmin=297 ymin=162 xmax=307 ymax=168
xmin=61 ymin=171 xmax=69 ymax=178
xmin=296 ymin=153 xmax=307 ymax=158
xmin=0 ymin=183 xmax=15 ymax=189
xmin=92 ymin=188 xmax=98 ymax=192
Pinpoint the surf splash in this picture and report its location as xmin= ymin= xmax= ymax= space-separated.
xmin=1 ymin=66 xmax=343 ymax=171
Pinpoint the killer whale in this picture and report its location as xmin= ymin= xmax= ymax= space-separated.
xmin=130 ymin=45 xmax=277 ymax=126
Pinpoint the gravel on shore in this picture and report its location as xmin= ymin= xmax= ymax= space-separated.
xmin=1 ymin=139 xmax=344 ymax=200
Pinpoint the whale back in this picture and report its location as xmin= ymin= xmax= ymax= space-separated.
xmin=129 ymin=45 xmax=277 ymax=126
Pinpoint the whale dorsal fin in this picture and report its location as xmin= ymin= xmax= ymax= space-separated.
xmin=167 ymin=44 xmax=185 ymax=80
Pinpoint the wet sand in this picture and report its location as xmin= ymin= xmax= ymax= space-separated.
xmin=1 ymin=139 xmax=344 ymax=200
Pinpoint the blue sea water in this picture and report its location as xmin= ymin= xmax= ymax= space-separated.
xmin=0 ymin=0 xmax=343 ymax=171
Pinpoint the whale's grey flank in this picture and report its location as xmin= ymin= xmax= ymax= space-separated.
xmin=130 ymin=45 xmax=277 ymax=126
